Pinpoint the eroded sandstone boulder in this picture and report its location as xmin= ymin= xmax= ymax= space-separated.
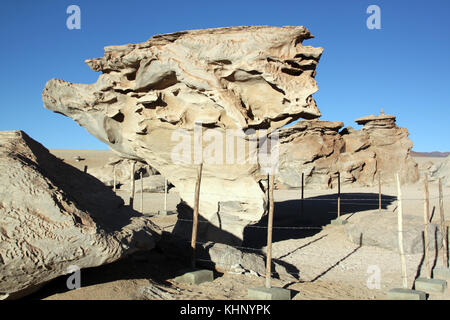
xmin=344 ymin=212 xmax=442 ymax=254
xmin=277 ymin=111 xmax=419 ymax=189
xmin=42 ymin=26 xmax=324 ymax=244
xmin=0 ymin=131 xmax=158 ymax=299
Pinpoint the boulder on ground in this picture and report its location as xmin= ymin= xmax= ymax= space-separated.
xmin=0 ymin=131 xmax=158 ymax=299
xmin=198 ymin=242 xmax=298 ymax=280
xmin=42 ymin=25 xmax=324 ymax=244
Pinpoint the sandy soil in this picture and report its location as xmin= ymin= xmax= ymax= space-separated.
xmin=49 ymin=149 xmax=115 ymax=172
xmin=25 ymin=151 xmax=450 ymax=300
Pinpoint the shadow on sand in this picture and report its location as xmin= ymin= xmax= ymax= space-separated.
xmin=243 ymin=192 xmax=397 ymax=249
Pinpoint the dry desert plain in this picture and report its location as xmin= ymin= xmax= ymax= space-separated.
xmin=24 ymin=149 xmax=450 ymax=300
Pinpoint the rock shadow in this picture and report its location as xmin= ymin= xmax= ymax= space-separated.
xmin=20 ymin=131 xmax=142 ymax=233
xmin=24 ymin=248 xmax=183 ymax=300
xmin=243 ymin=192 xmax=397 ymax=249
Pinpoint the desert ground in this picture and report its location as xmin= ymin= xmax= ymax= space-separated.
xmin=24 ymin=149 xmax=450 ymax=300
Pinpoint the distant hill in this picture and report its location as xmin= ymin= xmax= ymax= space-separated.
xmin=411 ymin=151 xmax=450 ymax=158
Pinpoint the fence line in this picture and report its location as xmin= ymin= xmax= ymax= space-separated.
xmin=174 ymin=218 xmax=441 ymax=233
xmin=165 ymin=189 xmax=448 ymax=201
xmin=176 ymin=218 xmax=322 ymax=230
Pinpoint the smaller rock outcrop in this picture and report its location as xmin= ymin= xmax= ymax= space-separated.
xmin=278 ymin=120 xmax=344 ymax=189
xmin=278 ymin=111 xmax=419 ymax=189
xmin=42 ymin=25 xmax=325 ymax=245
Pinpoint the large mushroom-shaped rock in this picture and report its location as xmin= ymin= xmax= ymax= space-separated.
xmin=42 ymin=26 xmax=324 ymax=244
xmin=0 ymin=131 xmax=157 ymax=299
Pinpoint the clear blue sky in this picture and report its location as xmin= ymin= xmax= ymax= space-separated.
xmin=1 ymin=0 xmax=449 ymax=151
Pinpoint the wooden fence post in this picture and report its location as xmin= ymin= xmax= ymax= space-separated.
xmin=396 ymin=173 xmax=408 ymax=289
xmin=378 ymin=171 xmax=382 ymax=213
xmin=140 ymin=171 xmax=144 ymax=213
xmin=337 ymin=172 xmax=341 ymax=218
xmin=129 ymin=161 xmax=135 ymax=208
xmin=439 ymin=178 xmax=448 ymax=268
xmin=423 ymin=174 xmax=431 ymax=278
xmin=266 ymin=174 xmax=275 ymax=289
xmin=191 ymin=163 xmax=203 ymax=269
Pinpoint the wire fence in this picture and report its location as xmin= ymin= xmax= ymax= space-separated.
xmin=120 ymin=165 xmax=449 ymax=285
xmin=166 ymin=189 xmax=449 ymax=202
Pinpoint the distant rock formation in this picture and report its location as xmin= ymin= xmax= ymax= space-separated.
xmin=345 ymin=212 xmax=442 ymax=254
xmin=411 ymin=151 xmax=450 ymax=158
xmin=42 ymin=26 xmax=324 ymax=244
xmin=0 ymin=131 xmax=157 ymax=299
xmin=433 ymin=156 xmax=450 ymax=187
xmin=278 ymin=111 xmax=419 ymax=189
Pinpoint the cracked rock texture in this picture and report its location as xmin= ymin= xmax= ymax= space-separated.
xmin=277 ymin=111 xmax=419 ymax=189
xmin=42 ymin=26 xmax=323 ymax=244
xmin=0 ymin=131 xmax=157 ymax=299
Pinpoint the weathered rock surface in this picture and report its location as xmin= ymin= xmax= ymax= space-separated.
xmin=0 ymin=131 xmax=158 ymax=299
xmin=344 ymin=212 xmax=442 ymax=254
xmin=42 ymin=26 xmax=324 ymax=244
xmin=418 ymin=160 xmax=439 ymax=180
xmin=277 ymin=111 xmax=419 ymax=189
